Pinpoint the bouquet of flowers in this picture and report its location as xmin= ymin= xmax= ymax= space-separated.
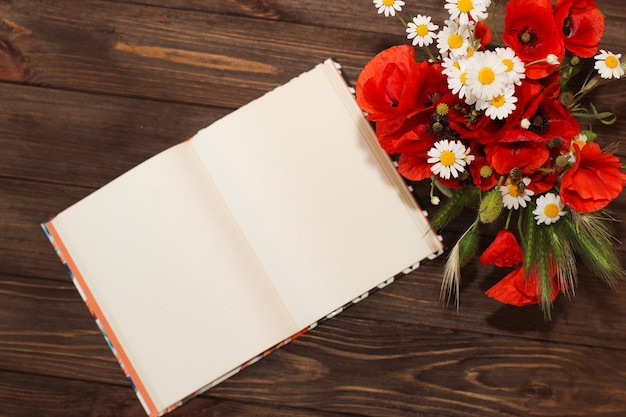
xmin=358 ymin=0 xmax=626 ymax=316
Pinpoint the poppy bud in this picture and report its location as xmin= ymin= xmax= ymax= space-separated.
xmin=548 ymin=137 xmax=562 ymax=149
xmin=479 ymin=189 xmax=503 ymax=224
xmin=509 ymin=167 xmax=522 ymax=181
xmin=555 ymin=154 xmax=570 ymax=167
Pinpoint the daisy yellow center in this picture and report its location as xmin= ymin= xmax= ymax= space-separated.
xmin=507 ymin=184 xmax=521 ymax=197
xmin=491 ymin=94 xmax=505 ymax=107
xmin=605 ymin=55 xmax=619 ymax=69
xmin=502 ymin=58 xmax=514 ymax=72
xmin=573 ymin=139 xmax=586 ymax=149
xmin=439 ymin=150 xmax=457 ymax=167
xmin=544 ymin=203 xmax=560 ymax=218
xmin=478 ymin=67 xmax=495 ymax=85
xmin=467 ymin=47 xmax=475 ymax=57
xmin=460 ymin=72 xmax=468 ymax=85
xmin=416 ymin=24 xmax=429 ymax=36
xmin=458 ymin=0 xmax=474 ymax=13
xmin=448 ymin=34 xmax=464 ymax=49
xmin=382 ymin=0 xmax=395 ymax=5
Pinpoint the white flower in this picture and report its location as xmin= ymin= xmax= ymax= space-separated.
xmin=500 ymin=178 xmax=534 ymax=210
xmin=436 ymin=20 xmax=471 ymax=59
xmin=406 ymin=15 xmax=439 ymax=47
xmin=477 ymin=84 xmax=517 ymax=120
xmin=594 ymin=50 xmax=624 ymax=79
xmin=533 ymin=193 xmax=566 ymax=225
xmin=373 ymin=0 xmax=405 ymax=17
xmin=444 ymin=0 xmax=489 ymax=26
xmin=465 ymin=50 xmax=509 ymax=100
xmin=442 ymin=57 xmax=477 ymax=103
xmin=495 ymin=47 xmax=525 ymax=85
xmin=427 ymin=139 xmax=473 ymax=180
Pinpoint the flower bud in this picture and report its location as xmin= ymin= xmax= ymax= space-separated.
xmin=432 ymin=121 xmax=444 ymax=132
xmin=555 ymin=154 xmax=570 ymax=167
xmin=479 ymin=189 xmax=503 ymax=224
xmin=509 ymin=167 xmax=522 ymax=181
xmin=548 ymin=137 xmax=562 ymax=149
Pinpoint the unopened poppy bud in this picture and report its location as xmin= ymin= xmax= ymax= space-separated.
xmin=555 ymin=154 xmax=570 ymax=167
xmin=559 ymin=91 xmax=574 ymax=108
xmin=509 ymin=167 xmax=522 ymax=181
xmin=479 ymin=189 xmax=503 ymax=224
xmin=548 ymin=137 xmax=562 ymax=149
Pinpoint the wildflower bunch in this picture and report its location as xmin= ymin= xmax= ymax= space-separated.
xmin=357 ymin=0 xmax=626 ymax=315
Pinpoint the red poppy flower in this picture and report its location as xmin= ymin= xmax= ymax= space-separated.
xmin=355 ymin=44 xmax=423 ymax=136
xmin=397 ymin=146 xmax=435 ymax=181
xmin=502 ymin=0 xmax=565 ymax=79
xmin=485 ymin=266 xmax=560 ymax=306
xmin=475 ymin=21 xmax=493 ymax=49
xmin=560 ymin=142 xmax=626 ymax=212
xmin=554 ymin=0 xmax=604 ymax=58
xmin=485 ymin=141 xmax=550 ymax=176
xmin=480 ymin=229 xmax=524 ymax=267
xmin=470 ymin=155 xmax=501 ymax=191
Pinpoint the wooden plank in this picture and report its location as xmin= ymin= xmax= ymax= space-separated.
xmin=175 ymin=316 xmax=626 ymax=417
xmin=0 ymin=369 xmax=354 ymax=417
xmin=0 ymin=0 xmax=399 ymax=108
xmin=0 ymin=83 xmax=230 ymax=187
xmin=0 ymin=0 xmax=624 ymax=111
xmin=3 ymin=272 xmax=626 ymax=416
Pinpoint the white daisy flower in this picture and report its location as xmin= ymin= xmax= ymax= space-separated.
xmin=533 ymin=193 xmax=566 ymax=225
xmin=594 ymin=50 xmax=624 ymax=79
xmin=477 ymin=85 xmax=517 ymax=120
xmin=406 ymin=15 xmax=439 ymax=47
xmin=465 ymin=50 xmax=509 ymax=100
xmin=427 ymin=139 xmax=473 ymax=180
xmin=495 ymin=47 xmax=526 ymax=85
xmin=444 ymin=0 xmax=489 ymax=26
xmin=373 ymin=0 xmax=405 ymax=17
xmin=436 ymin=20 xmax=471 ymax=59
xmin=442 ymin=57 xmax=477 ymax=104
xmin=500 ymin=177 xmax=535 ymax=210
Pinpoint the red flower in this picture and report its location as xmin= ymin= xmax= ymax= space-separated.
xmin=480 ymin=229 xmax=524 ymax=267
xmin=560 ymin=142 xmax=626 ymax=212
xmin=502 ymin=0 xmax=565 ymax=79
xmin=470 ymin=155 xmax=501 ymax=191
xmin=475 ymin=21 xmax=493 ymax=49
xmin=355 ymin=45 xmax=450 ymax=154
xmin=554 ymin=0 xmax=604 ymax=58
xmin=396 ymin=138 xmax=436 ymax=181
xmin=485 ymin=266 xmax=560 ymax=306
xmin=485 ymin=141 xmax=550 ymax=176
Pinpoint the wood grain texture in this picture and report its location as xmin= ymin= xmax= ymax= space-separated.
xmin=1 ymin=0 xmax=625 ymax=416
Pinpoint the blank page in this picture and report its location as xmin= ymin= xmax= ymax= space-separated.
xmin=191 ymin=61 xmax=443 ymax=329
xmin=49 ymin=142 xmax=298 ymax=412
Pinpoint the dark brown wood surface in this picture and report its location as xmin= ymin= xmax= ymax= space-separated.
xmin=1 ymin=0 xmax=625 ymax=416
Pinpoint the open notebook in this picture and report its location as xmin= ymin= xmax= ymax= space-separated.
xmin=42 ymin=60 xmax=443 ymax=416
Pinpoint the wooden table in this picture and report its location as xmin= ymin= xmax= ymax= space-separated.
xmin=2 ymin=1 xmax=625 ymax=416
